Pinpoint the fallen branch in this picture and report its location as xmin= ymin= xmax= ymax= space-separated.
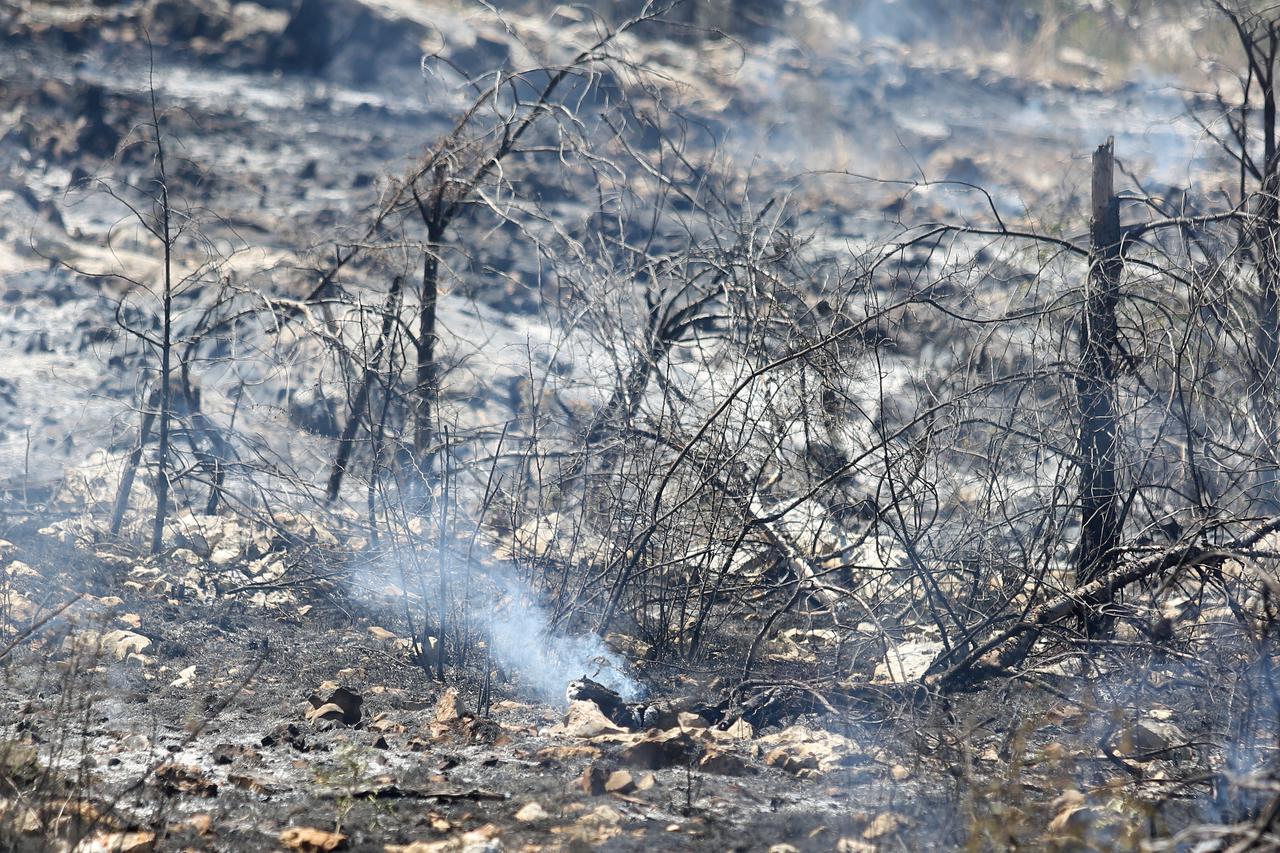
xmin=0 ymin=593 xmax=84 ymax=663
xmin=931 ymin=514 xmax=1280 ymax=690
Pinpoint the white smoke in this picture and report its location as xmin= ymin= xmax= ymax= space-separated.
xmin=483 ymin=566 xmax=642 ymax=703
xmin=348 ymin=548 xmax=641 ymax=705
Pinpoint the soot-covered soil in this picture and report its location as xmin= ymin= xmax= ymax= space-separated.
xmin=0 ymin=515 xmax=931 ymax=851
xmin=0 ymin=512 xmax=1234 ymax=851
xmin=0 ymin=1 xmax=1258 ymax=850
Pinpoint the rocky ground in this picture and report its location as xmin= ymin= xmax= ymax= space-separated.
xmin=0 ymin=0 xmax=1216 ymax=485
xmin=0 ymin=510 xmax=1231 ymax=852
xmin=0 ymin=1 xmax=1260 ymax=850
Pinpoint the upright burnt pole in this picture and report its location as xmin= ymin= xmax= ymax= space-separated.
xmin=1076 ymin=139 xmax=1124 ymax=633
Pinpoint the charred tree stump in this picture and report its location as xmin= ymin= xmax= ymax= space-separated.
xmin=1076 ymin=139 xmax=1124 ymax=633
xmin=110 ymin=407 xmax=156 ymax=537
xmin=412 ymin=166 xmax=447 ymax=487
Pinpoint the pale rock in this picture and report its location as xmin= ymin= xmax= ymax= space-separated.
xmin=279 ymin=826 xmax=346 ymax=851
xmin=862 ymin=812 xmax=907 ymax=840
xmin=582 ymin=804 xmax=622 ymax=825
xmin=758 ymin=726 xmax=864 ymax=775
xmin=535 ymin=744 xmax=602 ymax=762
xmin=556 ymin=701 xmax=626 ymax=738
xmin=707 ymin=718 xmax=755 ymax=742
xmin=6 ymin=561 xmax=38 ymax=578
xmin=433 ymin=687 xmax=471 ymax=725
xmin=603 ymin=769 xmax=634 ymax=794
xmin=514 ymin=801 xmax=548 ymax=822
xmin=617 ymin=727 xmax=700 ymax=769
xmin=170 ymin=665 xmax=196 ymax=688
xmin=837 ymin=839 xmax=876 ymax=852
xmin=873 ymin=638 xmax=944 ymax=683
xmin=306 ymin=703 xmax=347 ymax=725
xmin=1114 ymin=718 xmax=1189 ymax=760
xmin=77 ymin=830 xmax=156 ymax=852
xmin=101 ymin=629 xmax=151 ymax=661
xmin=698 ymin=750 xmax=752 ymax=776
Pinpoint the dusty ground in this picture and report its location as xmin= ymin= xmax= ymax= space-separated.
xmin=0 ymin=0 xmax=1214 ymax=484
xmin=0 ymin=509 xmax=1234 ymax=851
xmin=0 ymin=513 xmax=924 ymax=851
xmin=0 ymin=1 xmax=1260 ymax=850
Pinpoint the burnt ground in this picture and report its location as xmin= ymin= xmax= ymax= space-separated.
xmin=0 ymin=510 xmax=1237 ymax=852
xmin=0 ymin=512 xmax=923 ymax=851
xmin=0 ymin=1 xmax=1265 ymax=850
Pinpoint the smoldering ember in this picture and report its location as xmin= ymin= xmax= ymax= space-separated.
xmin=6 ymin=0 xmax=1280 ymax=850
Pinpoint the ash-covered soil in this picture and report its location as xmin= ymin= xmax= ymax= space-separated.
xmin=0 ymin=1 xmax=1255 ymax=850
xmin=0 ymin=0 xmax=1211 ymax=485
xmin=0 ymin=513 xmax=1227 ymax=851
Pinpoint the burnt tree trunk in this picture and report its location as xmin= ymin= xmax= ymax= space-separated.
xmin=412 ymin=168 xmax=446 ymax=484
xmin=415 ymin=241 xmax=440 ymax=474
xmin=1075 ymin=140 xmax=1123 ymax=622
xmin=1211 ymin=3 xmax=1280 ymax=505
xmin=110 ymin=408 xmax=156 ymax=537
xmin=150 ymin=89 xmax=174 ymax=556
xmin=1255 ymin=71 xmax=1280 ymax=507
xmin=327 ymin=275 xmax=404 ymax=502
